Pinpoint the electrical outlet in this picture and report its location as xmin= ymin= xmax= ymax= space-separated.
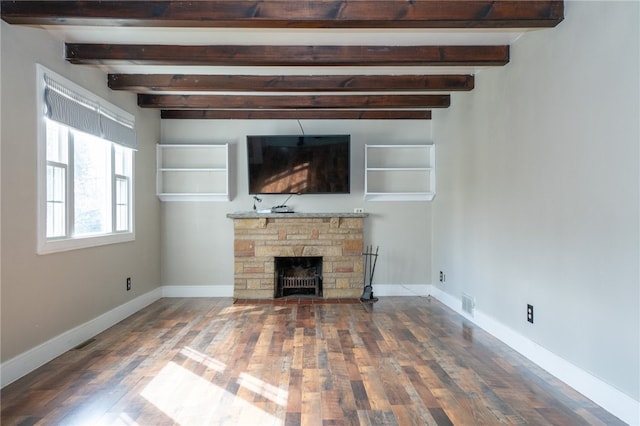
xmin=354 ymin=208 xmax=364 ymax=213
xmin=527 ymin=304 xmax=534 ymax=323
xmin=126 ymin=277 xmax=132 ymax=291
xmin=439 ymin=271 xmax=445 ymax=283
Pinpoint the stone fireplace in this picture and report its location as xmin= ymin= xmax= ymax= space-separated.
xmin=227 ymin=212 xmax=368 ymax=299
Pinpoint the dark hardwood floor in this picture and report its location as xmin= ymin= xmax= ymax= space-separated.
xmin=1 ymin=297 xmax=623 ymax=425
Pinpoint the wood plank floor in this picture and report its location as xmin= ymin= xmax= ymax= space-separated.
xmin=1 ymin=297 xmax=624 ymax=425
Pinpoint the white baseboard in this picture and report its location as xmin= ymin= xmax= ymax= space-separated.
xmin=160 ymin=285 xmax=425 ymax=298
xmin=160 ymin=284 xmax=423 ymax=299
xmin=0 ymin=288 xmax=162 ymax=388
xmin=428 ymin=286 xmax=640 ymax=426
xmin=161 ymin=285 xmax=234 ymax=298
xmin=158 ymin=284 xmax=431 ymax=298
xmin=372 ymin=283 xmax=431 ymax=297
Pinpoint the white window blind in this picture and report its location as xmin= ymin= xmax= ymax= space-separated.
xmin=43 ymin=74 xmax=137 ymax=150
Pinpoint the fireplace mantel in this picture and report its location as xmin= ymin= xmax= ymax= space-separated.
xmin=227 ymin=212 xmax=368 ymax=299
xmin=227 ymin=212 xmax=368 ymax=219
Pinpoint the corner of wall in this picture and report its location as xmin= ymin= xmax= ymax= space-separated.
xmin=0 ymin=288 xmax=162 ymax=388
xmin=428 ymin=287 xmax=640 ymax=425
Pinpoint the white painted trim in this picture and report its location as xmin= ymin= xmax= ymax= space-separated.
xmin=158 ymin=284 xmax=432 ymax=298
xmin=158 ymin=284 xmax=427 ymax=298
xmin=371 ymin=283 xmax=431 ymax=297
xmin=428 ymin=286 xmax=640 ymax=426
xmin=161 ymin=285 xmax=234 ymax=298
xmin=0 ymin=288 xmax=161 ymax=388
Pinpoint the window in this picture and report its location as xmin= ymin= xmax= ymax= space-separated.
xmin=114 ymin=145 xmax=132 ymax=232
xmin=37 ymin=65 xmax=136 ymax=254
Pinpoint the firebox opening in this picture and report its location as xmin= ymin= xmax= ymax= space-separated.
xmin=275 ymin=256 xmax=322 ymax=298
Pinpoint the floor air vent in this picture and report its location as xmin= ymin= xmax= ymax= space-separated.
xmin=462 ymin=293 xmax=475 ymax=316
xmin=72 ymin=338 xmax=96 ymax=350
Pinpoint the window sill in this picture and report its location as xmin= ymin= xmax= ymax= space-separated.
xmin=37 ymin=232 xmax=135 ymax=255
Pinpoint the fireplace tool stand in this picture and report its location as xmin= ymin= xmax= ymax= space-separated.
xmin=360 ymin=245 xmax=379 ymax=303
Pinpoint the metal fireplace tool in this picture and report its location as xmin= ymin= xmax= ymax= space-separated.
xmin=360 ymin=245 xmax=379 ymax=303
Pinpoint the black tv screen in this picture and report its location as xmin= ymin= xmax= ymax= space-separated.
xmin=247 ymin=135 xmax=350 ymax=194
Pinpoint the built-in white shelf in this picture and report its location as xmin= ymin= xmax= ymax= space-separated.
xmin=364 ymin=144 xmax=435 ymax=201
xmin=156 ymin=144 xmax=229 ymax=201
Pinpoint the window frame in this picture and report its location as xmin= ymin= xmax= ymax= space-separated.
xmin=36 ymin=65 xmax=135 ymax=255
xmin=113 ymin=144 xmax=133 ymax=233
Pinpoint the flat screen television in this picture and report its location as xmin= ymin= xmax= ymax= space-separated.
xmin=247 ymin=135 xmax=350 ymax=194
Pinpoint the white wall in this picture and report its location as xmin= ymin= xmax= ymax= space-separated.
xmin=160 ymin=120 xmax=433 ymax=293
xmin=1 ymin=22 xmax=162 ymax=364
xmin=432 ymin=0 xmax=639 ymax=415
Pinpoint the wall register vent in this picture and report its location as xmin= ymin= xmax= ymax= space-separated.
xmin=462 ymin=293 xmax=475 ymax=316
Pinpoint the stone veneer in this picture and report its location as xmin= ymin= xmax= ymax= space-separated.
xmin=227 ymin=212 xmax=368 ymax=299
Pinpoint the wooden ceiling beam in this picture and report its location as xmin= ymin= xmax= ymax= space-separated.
xmin=161 ymin=110 xmax=432 ymax=120
xmin=109 ymin=74 xmax=474 ymax=92
xmin=1 ymin=1 xmax=564 ymax=29
xmin=68 ymin=44 xmax=509 ymax=67
xmin=138 ymin=94 xmax=450 ymax=109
